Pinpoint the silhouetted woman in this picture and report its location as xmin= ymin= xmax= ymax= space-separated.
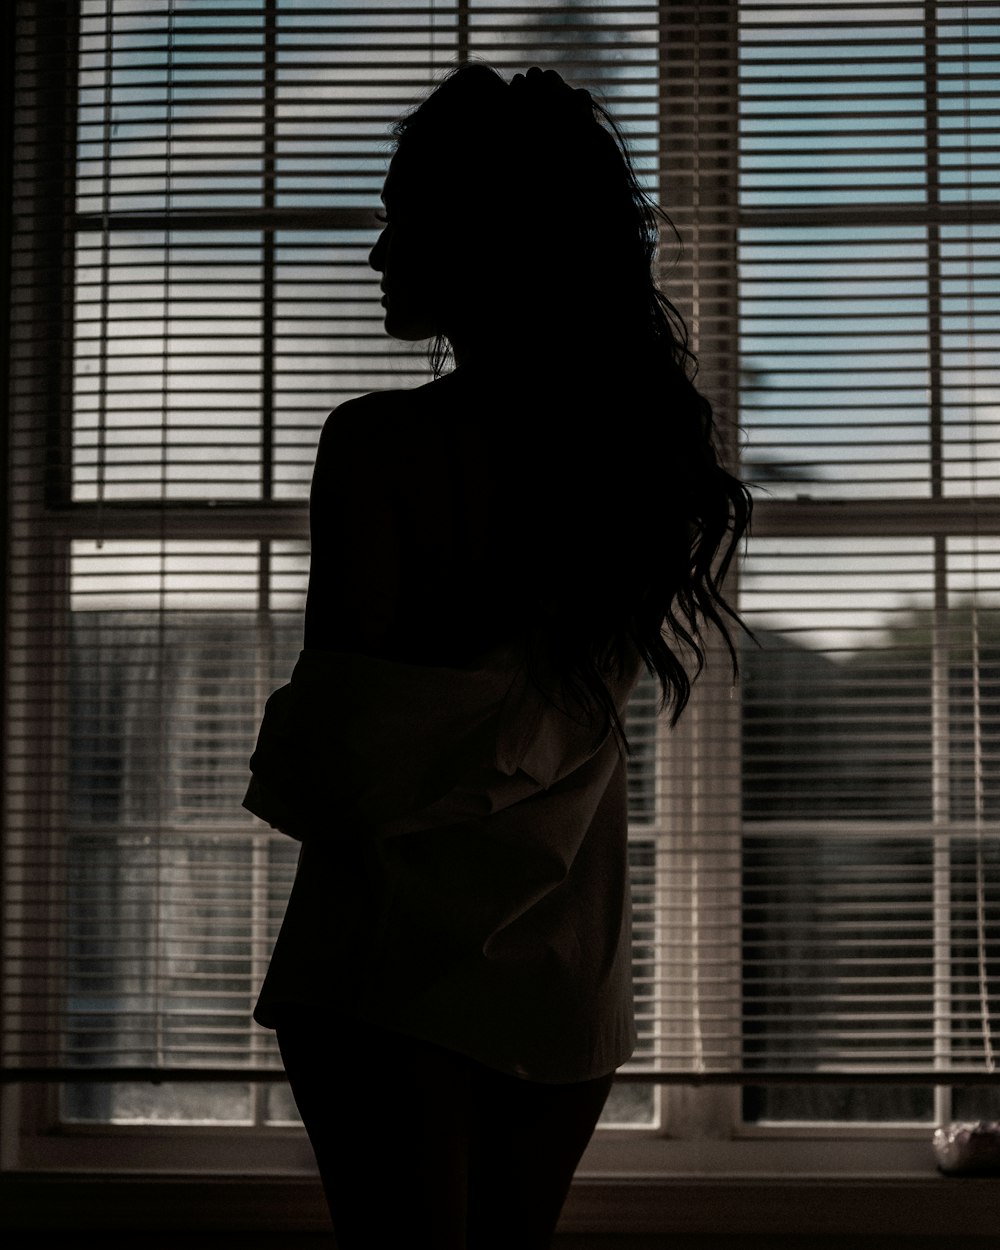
xmin=245 ymin=63 xmax=751 ymax=1250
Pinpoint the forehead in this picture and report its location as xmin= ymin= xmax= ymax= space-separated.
xmin=381 ymin=162 xmax=398 ymax=202
xmin=383 ymin=150 xmax=421 ymax=202
xmin=383 ymin=143 xmax=459 ymax=206
xmin=380 ymin=160 xmax=409 ymax=211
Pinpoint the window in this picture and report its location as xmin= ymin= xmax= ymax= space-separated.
xmin=3 ymin=0 xmax=998 ymax=1223
xmin=734 ymin=1 xmax=999 ymax=1131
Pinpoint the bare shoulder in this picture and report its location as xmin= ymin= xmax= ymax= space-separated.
xmin=316 ymin=386 xmax=417 ymax=456
xmin=316 ymin=376 xmax=486 ymax=479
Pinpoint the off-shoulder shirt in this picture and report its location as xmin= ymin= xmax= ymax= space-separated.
xmin=245 ymin=644 xmax=640 ymax=1083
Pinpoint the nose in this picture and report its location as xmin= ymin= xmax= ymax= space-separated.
xmin=369 ymin=228 xmax=387 ymax=273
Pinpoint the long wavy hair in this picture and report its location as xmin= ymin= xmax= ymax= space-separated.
xmin=388 ymin=62 xmax=752 ymax=737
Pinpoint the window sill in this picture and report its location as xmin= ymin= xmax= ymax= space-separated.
xmin=566 ymin=1173 xmax=998 ymax=1239
xmin=1 ymin=1167 xmax=996 ymax=1238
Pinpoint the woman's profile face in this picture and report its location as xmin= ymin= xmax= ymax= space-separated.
xmin=368 ymin=159 xmax=444 ymax=343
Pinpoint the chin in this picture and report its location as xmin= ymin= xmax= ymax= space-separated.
xmin=383 ymin=302 xmax=440 ymax=343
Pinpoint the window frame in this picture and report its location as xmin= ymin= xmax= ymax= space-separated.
xmin=3 ymin=1 xmax=999 ymax=1234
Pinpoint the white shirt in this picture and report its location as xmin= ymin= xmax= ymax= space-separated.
xmin=246 ymin=644 xmax=641 ymax=1083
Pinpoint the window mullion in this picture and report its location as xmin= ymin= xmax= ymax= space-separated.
xmin=654 ymin=0 xmax=743 ymax=1136
xmin=924 ymin=0 xmax=953 ymax=1126
xmin=261 ymin=0 xmax=276 ymax=503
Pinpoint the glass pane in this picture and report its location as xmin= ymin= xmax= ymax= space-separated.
xmin=936 ymin=5 xmax=1000 ymax=206
xmin=274 ymin=0 xmax=458 ymax=209
xmin=63 ymin=833 xmax=257 ymax=1069
xmin=606 ymin=838 xmax=658 ymax=1127
xmin=946 ymin=537 xmax=1000 ymax=822
xmin=952 ymin=1084 xmax=1000 ymax=1121
xmin=468 ymin=0 xmax=660 ymax=193
xmin=739 ymin=227 xmax=932 ymax=501
xmin=77 ymin=0 xmax=266 ymax=216
xmin=739 ymin=4 xmax=929 ymax=208
xmin=63 ymin=1080 xmax=253 ymax=1125
xmin=57 ymin=541 xmax=304 ymax=1120
xmin=743 ymin=834 xmax=936 ymax=1122
xmin=599 ymin=1080 xmax=655 ymax=1126
xmin=272 ymin=230 xmax=430 ymax=500
xmin=743 ymin=1083 xmax=934 ymax=1125
xmin=950 ymin=838 xmax=1000 ymax=1077
xmin=941 ymin=226 xmax=1000 ymax=498
xmin=625 ymin=671 xmax=659 ymax=824
xmin=265 ymin=1079 xmax=301 ymax=1125
xmin=73 ymin=232 xmax=265 ymax=503
xmin=740 ymin=537 xmax=936 ymax=821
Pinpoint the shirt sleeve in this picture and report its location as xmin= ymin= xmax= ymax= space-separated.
xmin=243 ymin=645 xmax=642 ymax=842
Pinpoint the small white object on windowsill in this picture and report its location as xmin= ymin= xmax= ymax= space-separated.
xmin=933 ymin=1121 xmax=1000 ymax=1176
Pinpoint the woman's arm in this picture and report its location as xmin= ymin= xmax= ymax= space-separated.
xmin=303 ymin=394 xmax=404 ymax=654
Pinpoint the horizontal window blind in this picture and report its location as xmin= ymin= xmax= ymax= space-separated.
xmin=732 ymin=0 xmax=999 ymax=1126
xmin=3 ymin=0 xmax=998 ymax=1134
xmin=5 ymin=0 xmax=674 ymax=1132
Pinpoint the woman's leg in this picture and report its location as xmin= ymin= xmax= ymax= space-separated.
xmin=275 ymin=1008 xmax=613 ymax=1250
xmin=465 ymin=1067 xmax=614 ymax=1250
xmin=275 ymin=1012 xmax=474 ymax=1250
